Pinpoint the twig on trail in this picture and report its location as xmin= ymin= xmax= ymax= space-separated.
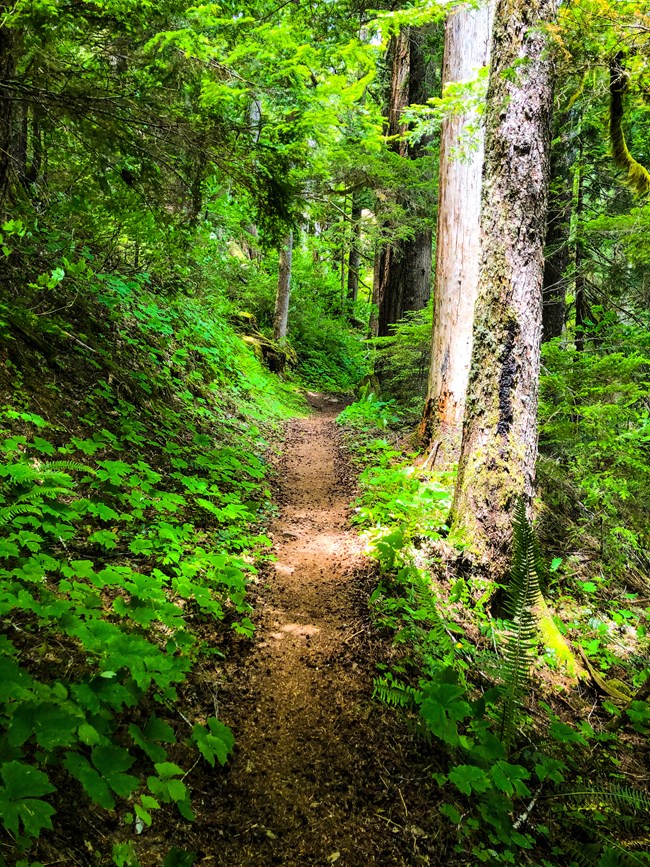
xmin=344 ymin=627 xmax=365 ymax=643
xmin=422 ymin=440 xmax=441 ymax=471
xmin=374 ymin=813 xmax=404 ymax=830
xmin=60 ymin=330 xmax=98 ymax=353
xmin=398 ymin=787 xmax=408 ymax=817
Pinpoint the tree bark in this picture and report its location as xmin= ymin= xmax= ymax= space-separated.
xmin=0 ymin=20 xmax=16 ymax=208
xmin=347 ymin=194 xmax=362 ymax=304
xmin=273 ymin=231 xmax=293 ymax=342
xmin=574 ymin=145 xmax=591 ymax=352
xmin=450 ymin=0 xmax=559 ymax=578
xmin=420 ymin=2 xmax=494 ymax=456
xmin=374 ymin=28 xmax=433 ymax=338
xmin=541 ymin=119 xmax=575 ymax=342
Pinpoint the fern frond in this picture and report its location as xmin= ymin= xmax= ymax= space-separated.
xmin=411 ymin=580 xmax=456 ymax=661
xmin=563 ymin=840 xmax=604 ymax=867
xmin=14 ymin=485 xmax=70 ymax=502
xmin=373 ymin=675 xmax=422 ymax=709
xmin=599 ymin=842 xmax=650 ymax=866
xmin=0 ymin=503 xmax=41 ymax=521
xmin=562 ymin=784 xmax=650 ymax=818
xmin=500 ymin=497 xmax=541 ymax=754
xmin=44 ymin=460 xmax=94 ymax=475
xmin=556 ymin=783 xmax=650 ymax=865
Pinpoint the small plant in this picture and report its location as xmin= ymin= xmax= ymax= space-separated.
xmin=337 ymin=392 xmax=402 ymax=430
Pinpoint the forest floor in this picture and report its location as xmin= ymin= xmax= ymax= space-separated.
xmin=167 ymin=398 xmax=443 ymax=866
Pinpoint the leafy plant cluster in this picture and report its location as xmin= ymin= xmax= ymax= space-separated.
xmin=231 ymin=244 xmax=372 ymax=392
xmin=371 ymin=302 xmax=433 ymax=418
xmin=539 ymin=319 xmax=650 ymax=583
xmin=373 ymin=506 xmax=649 ymax=865
xmin=340 ymin=403 xmax=650 ymax=865
xmin=337 ymin=392 xmax=453 ymax=556
xmin=0 ymin=226 xmax=305 ymax=863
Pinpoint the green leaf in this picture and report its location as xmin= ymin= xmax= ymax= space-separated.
xmin=64 ymin=752 xmax=115 ymax=810
xmin=90 ymin=745 xmax=139 ymax=798
xmin=88 ymin=529 xmax=118 ymax=549
xmin=448 ymin=764 xmax=491 ymax=796
xmin=439 ymin=802 xmax=462 ymax=824
xmin=1 ymin=762 xmax=55 ymax=799
xmin=489 ymin=761 xmax=531 ymax=797
xmin=0 ymin=762 xmax=56 ymax=837
xmin=190 ymin=718 xmax=234 ymax=767
xmin=163 ymin=848 xmax=197 ymax=867
xmin=154 ymin=762 xmax=184 ymax=779
xmin=548 ymin=722 xmax=588 ymax=745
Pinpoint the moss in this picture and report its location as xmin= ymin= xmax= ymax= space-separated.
xmin=610 ymin=54 xmax=650 ymax=197
xmin=536 ymin=594 xmax=582 ymax=681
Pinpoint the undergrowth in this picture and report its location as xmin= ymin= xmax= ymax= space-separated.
xmin=0 ymin=224 xmax=307 ymax=865
xmin=338 ymin=396 xmax=650 ymax=866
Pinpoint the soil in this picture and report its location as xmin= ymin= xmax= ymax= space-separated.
xmin=177 ymin=400 xmax=444 ymax=866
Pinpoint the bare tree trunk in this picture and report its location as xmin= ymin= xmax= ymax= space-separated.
xmin=347 ymin=194 xmax=362 ymax=303
xmin=273 ymin=231 xmax=293 ymax=342
xmin=420 ymin=2 xmax=494 ymax=456
xmin=542 ymin=118 xmax=575 ymax=342
xmin=402 ymin=27 xmax=433 ymax=315
xmin=0 ymin=20 xmax=16 ymax=209
xmin=450 ymin=0 xmax=558 ymax=578
xmin=375 ymin=27 xmax=433 ymax=338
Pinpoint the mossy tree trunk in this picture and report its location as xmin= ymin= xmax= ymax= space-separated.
xmin=273 ymin=230 xmax=293 ymax=342
xmin=420 ymin=2 xmax=494 ymax=459
xmin=574 ymin=146 xmax=592 ymax=352
xmin=450 ymin=0 xmax=558 ymax=578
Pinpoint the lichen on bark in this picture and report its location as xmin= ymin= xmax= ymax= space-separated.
xmin=450 ymin=0 xmax=559 ymax=580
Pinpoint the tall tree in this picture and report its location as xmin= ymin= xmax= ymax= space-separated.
xmin=273 ymin=231 xmax=294 ymax=342
xmin=347 ymin=193 xmax=363 ymax=304
xmin=373 ymin=27 xmax=434 ymax=338
xmin=450 ymin=0 xmax=559 ymax=577
xmin=0 ymin=12 xmax=17 ymax=208
xmin=420 ymin=2 xmax=494 ymax=458
xmin=541 ymin=114 xmax=577 ymax=342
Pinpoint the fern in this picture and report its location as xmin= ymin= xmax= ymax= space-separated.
xmin=411 ymin=578 xmax=456 ymax=662
xmin=500 ymin=497 xmax=542 ymax=754
xmin=557 ymin=783 xmax=650 ymax=865
xmin=0 ymin=503 xmax=42 ymax=521
xmin=562 ymin=783 xmax=650 ymax=816
xmin=44 ymin=461 xmax=95 ymax=474
xmin=373 ymin=674 xmax=422 ymax=708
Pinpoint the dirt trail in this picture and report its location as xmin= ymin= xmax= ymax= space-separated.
xmin=201 ymin=405 xmax=439 ymax=866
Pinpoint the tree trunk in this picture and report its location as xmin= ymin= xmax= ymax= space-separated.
xmin=450 ymin=0 xmax=558 ymax=578
xmin=273 ymin=231 xmax=293 ymax=342
xmin=402 ymin=27 xmax=433 ymax=315
xmin=574 ymin=147 xmax=591 ymax=352
xmin=541 ymin=119 xmax=575 ymax=342
xmin=420 ymin=2 xmax=494 ymax=456
xmin=375 ymin=27 xmax=433 ymax=338
xmin=347 ymin=194 xmax=362 ymax=304
xmin=0 ymin=21 xmax=16 ymax=208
